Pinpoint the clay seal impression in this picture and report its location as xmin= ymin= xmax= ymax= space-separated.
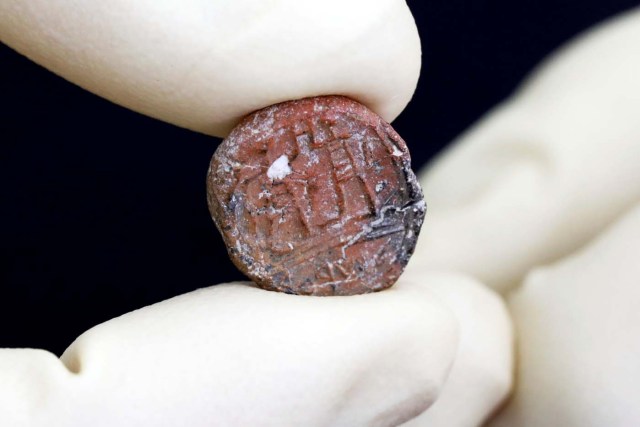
xmin=207 ymin=96 xmax=426 ymax=296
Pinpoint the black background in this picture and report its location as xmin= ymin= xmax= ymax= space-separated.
xmin=1 ymin=1 xmax=637 ymax=355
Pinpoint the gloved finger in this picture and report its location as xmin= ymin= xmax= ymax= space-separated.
xmin=0 ymin=0 xmax=420 ymax=137
xmin=0 ymin=279 xmax=458 ymax=427
xmin=414 ymin=8 xmax=640 ymax=292
xmin=400 ymin=271 xmax=513 ymax=427
xmin=488 ymin=201 xmax=640 ymax=427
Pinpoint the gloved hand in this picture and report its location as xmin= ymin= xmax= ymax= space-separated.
xmin=413 ymin=7 xmax=640 ymax=426
xmin=0 ymin=1 xmax=512 ymax=426
xmin=6 ymin=0 xmax=640 ymax=425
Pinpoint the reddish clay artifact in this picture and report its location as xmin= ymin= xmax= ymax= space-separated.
xmin=207 ymin=96 xmax=425 ymax=296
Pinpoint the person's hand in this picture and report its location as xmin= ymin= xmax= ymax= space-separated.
xmin=413 ymin=8 xmax=640 ymax=426
xmin=0 ymin=1 xmax=513 ymax=426
xmin=0 ymin=0 xmax=421 ymax=138
xmin=7 ymin=1 xmax=640 ymax=426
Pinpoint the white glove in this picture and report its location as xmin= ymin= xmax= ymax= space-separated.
xmin=413 ymin=7 xmax=640 ymax=426
xmin=0 ymin=280 xmax=461 ymax=426
xmin=0 ymin=0 xmax=420 ymax=137
xmin=0 ymin=1 xmax=513 ymax=426
xmin=414 ymin=8 xmax=640 ymax=294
